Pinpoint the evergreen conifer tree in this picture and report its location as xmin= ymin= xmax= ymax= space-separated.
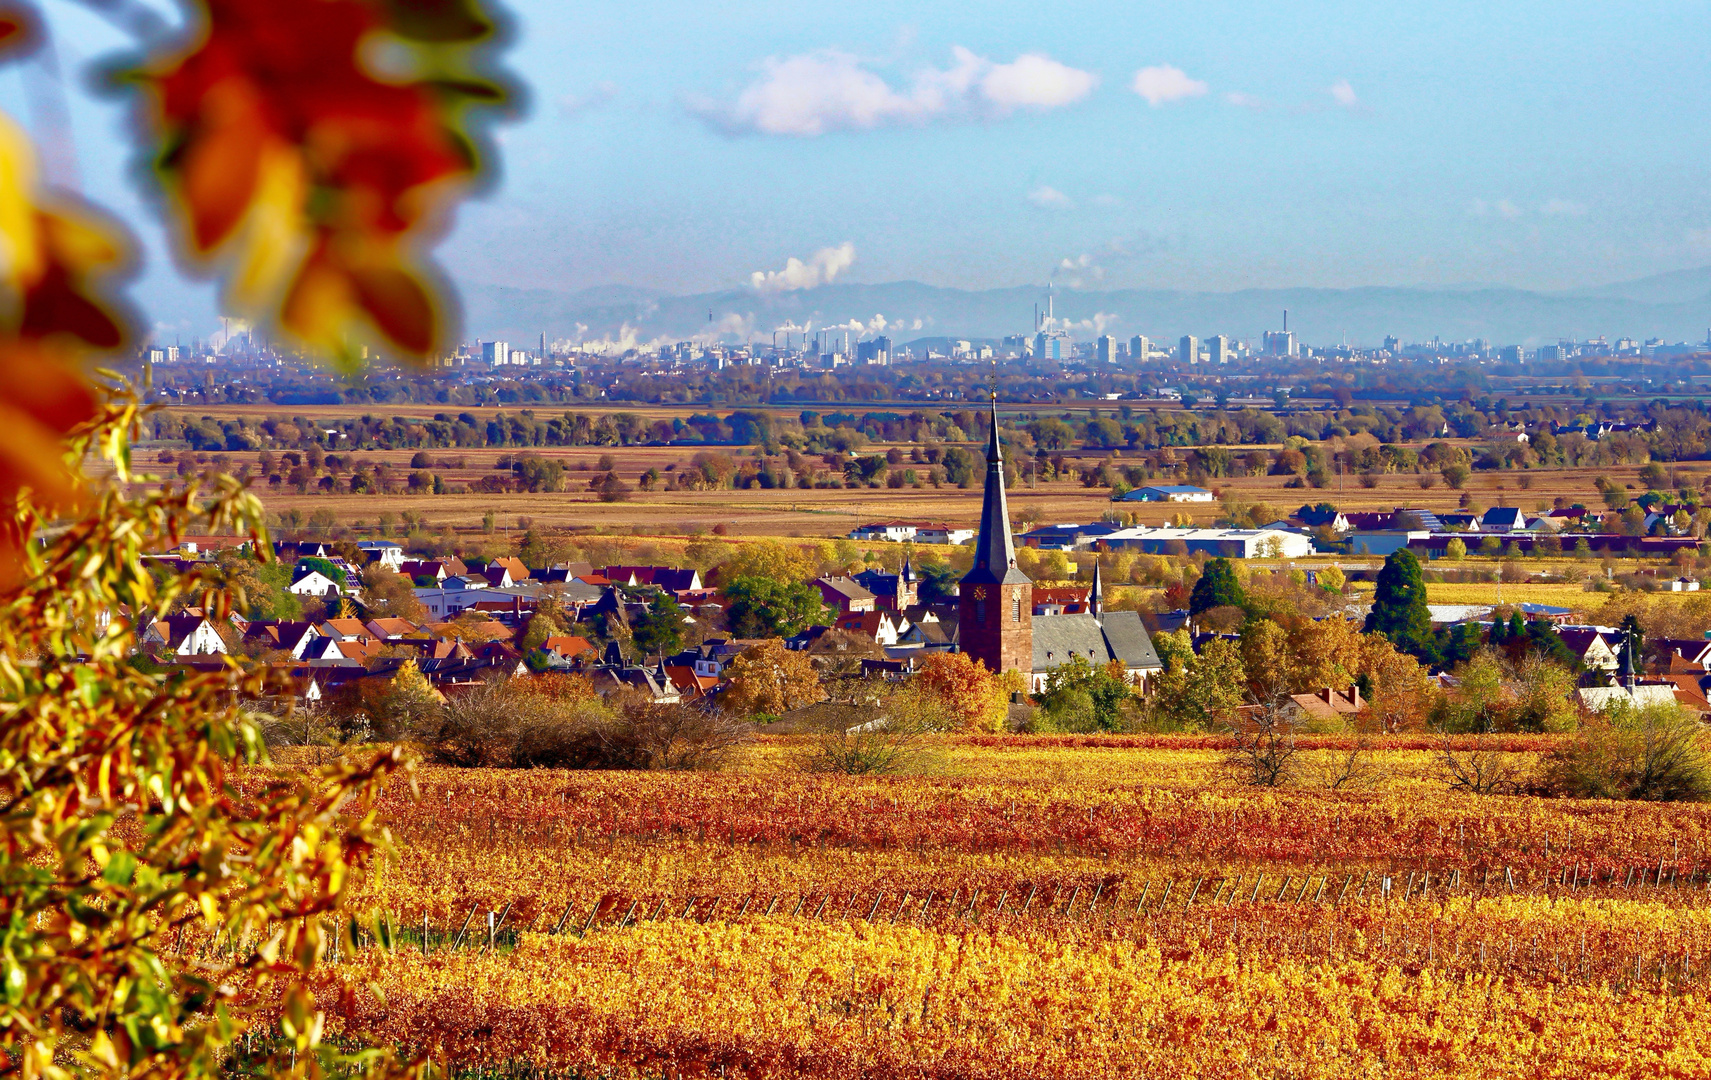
xmin=1365 ymin=549 xmax=1438 ymax=663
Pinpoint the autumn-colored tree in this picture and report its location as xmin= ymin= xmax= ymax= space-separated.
xmin=717 ymin=540 xmax=817 ymax=585
xmin=1 ymin=412 xmax=412 ymax=1080
xmin=913 ymin=651 xmax=1010 ymax=732
xmin=0 ymin=2 xmax=512 ymax=1076
xmin=722 ymin=639 xmax=826 ymax=718
xmin=361 ymin=565 xmax=429 ymax=622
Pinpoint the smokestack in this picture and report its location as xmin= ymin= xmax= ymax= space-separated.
xmin=1283 ymin=309 xmax=1288 ymax=333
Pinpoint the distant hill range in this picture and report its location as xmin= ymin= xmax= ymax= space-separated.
xmin=460 ymin=268 xmax=1711 ymax=351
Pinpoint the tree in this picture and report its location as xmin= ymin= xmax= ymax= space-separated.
xmin=1035 ymin=655 xmax=1135 ymax=732
xmin=631 ymin=591 xmax=686 ymax=658
xmin=914 ymin=651 xmax=1009 ymax=732
xmin=1365 ymin=549 xmax=1437 ymax=663
xmin=718 ymin=540 xmax=816 ymax=585
xmin=721 ymin=640 xmax=825 ymax=718
xmin=1616 ymin=613 xmax=1645 ymax=679
xmin=1445 ymin=537 xmax=1467 ymax=561
xmin=1189 ymin=557 xmax=1246 ymax=615
xmin=724 ymin=575 xmax=829 ymax=638
xmin=1147 ymin=638 xmax=1247 ymax=731
xmin=361 ymin=565 xmax=428 ymax=622
xmin=1317 ymin=565 xmax=1347 ymax=594
xmin=1544 ymin=702 xmax=1711 ymax=802
xmin=217 ymin=549 xmax=303 ymax=620
xmin=3 ymin=421 xmax=410 ymax=1080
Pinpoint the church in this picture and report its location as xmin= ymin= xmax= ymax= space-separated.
xmin=958 ymin=398 xmax=1164 ymax=693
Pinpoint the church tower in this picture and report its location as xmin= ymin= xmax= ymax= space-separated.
xmin=959 ymin=396 xmax=1032 ymax=675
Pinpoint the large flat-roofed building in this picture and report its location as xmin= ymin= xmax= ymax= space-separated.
xmin=1100 ymin=526 xmax=1316 ymax=559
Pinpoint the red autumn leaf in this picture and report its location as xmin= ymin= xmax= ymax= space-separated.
xmin=138 ymin=0 xmax=508 ymax=361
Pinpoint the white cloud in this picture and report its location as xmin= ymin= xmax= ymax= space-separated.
xmin=559 ymin=81 xmax=617 ymax=118
xmin=1027 ymin=185 xmax=1075 ymax=210
xmin=978 ymin=52 xmax=1099 ymax=110
xmin=1329 ymin=79 xmax=1358 ymax=108
xmin=695 ymin=47 xmax=1095 ymax=136
xmin=1130 ymin=65 xmax=1207 ymax=107
xmin=749 ymin=242 xmax=857 ymax=294
xmin=1540 ymin=198 xmax=1588 ymax=217
xmin=1470 ymin=198 xmax=1522 ymax=220
xmin=1223 ymin=91 xmax=1267 ymax=110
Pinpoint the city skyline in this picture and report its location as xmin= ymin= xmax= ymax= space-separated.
xmin=6 ymin=1 xmax=1711 ymax=341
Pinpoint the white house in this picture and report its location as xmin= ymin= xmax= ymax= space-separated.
xmin=413 ymin=582 xmax=535 ymax=619
xmin=1122 ymin=485 xmax=1215 ymax=503
xmin=849 ymin=521 xmax=922 ymax=542
xmin=288 ymin=570 xmax=344 ymax=598
xmin=144 ymin=614 xmax=227 ymax=656
xmin=914 ymin=524 xmax=976 ymax=545
xmin=356 ymin=540 xmax=406 ymax=570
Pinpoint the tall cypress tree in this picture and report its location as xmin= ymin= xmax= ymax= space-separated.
xmin=1365 ymin=549 xmax=1438 ymax=663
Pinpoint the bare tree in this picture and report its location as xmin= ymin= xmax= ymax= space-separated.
xmin=1225 ymin=693 xmax=1300 ymax=787
xmin=1303 ymin=737 xmax=1376 ymax=790
xmin=1439 ymin=736 xmax=1527 ymax=796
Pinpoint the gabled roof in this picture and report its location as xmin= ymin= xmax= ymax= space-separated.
xmin=1030 ymin=610 xmax=1161 ymax=674
xmin=818 ymin=576 xmax=877 ymax=602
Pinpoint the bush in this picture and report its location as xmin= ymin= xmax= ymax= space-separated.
xmin=1541 ymin=703 xmax=1711 ymax=802
xmin=795 ymin=689 xmax=944 ymax=774
xmin=410 ymin=680 xmax=748 ymax=770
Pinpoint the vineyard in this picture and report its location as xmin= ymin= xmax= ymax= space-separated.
xmin=267 ymin=737 xmax=1711 ymax=1077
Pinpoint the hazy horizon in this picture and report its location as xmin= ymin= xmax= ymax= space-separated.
xmin=7 ymin=1 xmax=1711 ymax=341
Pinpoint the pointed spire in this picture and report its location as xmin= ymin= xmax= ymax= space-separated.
xmin=962 ymin=395 xmax=1030 ymax=587
xmin=1090 ymin=559 xmax=1103 ymax=621
xmin=901 ymin=555 xmax=915 ymax=583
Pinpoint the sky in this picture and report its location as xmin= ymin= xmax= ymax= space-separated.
xmin=8 ymin=0 xmax=1711 ymax=339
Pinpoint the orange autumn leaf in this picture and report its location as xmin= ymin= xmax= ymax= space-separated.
xmin=136 ymin=0 xmax=509 ymax=363
xmin=0 ymin=114 xmax=135 ymax=582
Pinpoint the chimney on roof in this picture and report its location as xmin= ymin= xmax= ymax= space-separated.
xmin=1349 ymin=684 xmax=1362 ymax=710
xmin=1319 ymin=687 xmax=1334 ymax=705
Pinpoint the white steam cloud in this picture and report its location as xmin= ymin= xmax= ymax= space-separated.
xmin=749 ymin=242 xmax=856 ymax=294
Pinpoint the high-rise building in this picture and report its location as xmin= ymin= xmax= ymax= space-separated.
xmin=959 ymin=397 xmax=1032 ymax=676
xmin=1382 ymin=335 xmax=1401 ymax=355
xmin=1096 ymin=335 xmax=1118 ymax=364
xmin=1178 ymin=335 xmax=1199 ymax=365
xmin=481 ymin=340 xmax=510 ymax=366
xmin=1207 ymin=335 xmax=1231 ymax=365
xmin=1500 ymin=345 xmax=1523 ymax=363
xmin=1263 ymin=330 xmax=1296 ymax=356
xmin=856 ymin=336 xmax=891 ymax=364
xmin=1129 ymin=335 xmax=1151 ymax=363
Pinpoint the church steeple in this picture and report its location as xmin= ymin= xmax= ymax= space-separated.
xmin=958 ymin=395 xmax=1032 ymax=675
xmin=1090 ymin=559 xmax=1104 ymax=621
xmin=963 ymin=396 xmax=1030 ymax=587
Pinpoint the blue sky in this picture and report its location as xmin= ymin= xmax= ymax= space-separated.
xmin=9 ymin=0 xmax=1711 ymax=338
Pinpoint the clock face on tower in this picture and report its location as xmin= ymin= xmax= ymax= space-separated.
xmin=971 ymin=586 xmax=987 ymax=600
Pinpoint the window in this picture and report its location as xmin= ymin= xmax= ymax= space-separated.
xmin=1012 ymin=594 xmax=1022 ymax=623
xmin=976 ymin=601 xmax=986 ymax=624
